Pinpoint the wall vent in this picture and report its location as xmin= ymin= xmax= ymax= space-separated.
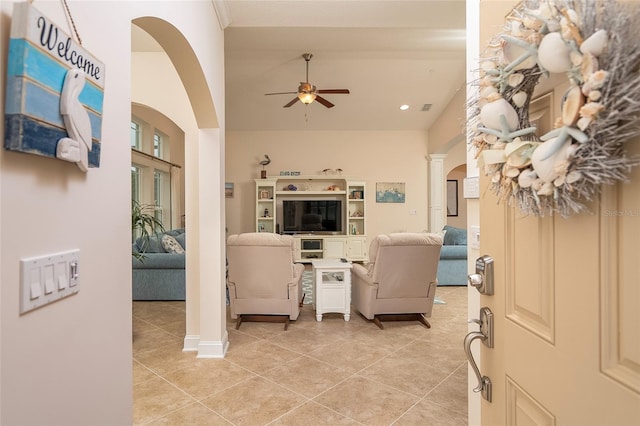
xmin=421 ymin=104 xmax=432 ymax=112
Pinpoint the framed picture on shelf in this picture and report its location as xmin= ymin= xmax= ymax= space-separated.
xmin=259 ymin=190 xmax=270 ymax=199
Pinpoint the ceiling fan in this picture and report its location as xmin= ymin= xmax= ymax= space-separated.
xmin=265 ymin=53 xmax=350 ymax=108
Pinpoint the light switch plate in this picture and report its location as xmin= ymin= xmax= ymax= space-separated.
xmin=20 ymin=249 xmax=79 ymax=314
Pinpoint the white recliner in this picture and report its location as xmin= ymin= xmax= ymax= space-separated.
xmin=351 ymin=232 xmax=443 ymax=329
xmin=226 ymin=233 xmax=304 ymax=330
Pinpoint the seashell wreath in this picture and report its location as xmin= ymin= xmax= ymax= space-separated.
xmin=470 ymin=0 xmax=640 ymax=216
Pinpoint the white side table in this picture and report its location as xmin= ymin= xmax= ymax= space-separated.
xmin=311 ymin=259 xmax=353 ymax=321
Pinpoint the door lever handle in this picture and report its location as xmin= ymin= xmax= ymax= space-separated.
xmin=464 ymin=331 xmax=492 ymax=402
xmin=463 ymin=307 xmax=494 ymax=402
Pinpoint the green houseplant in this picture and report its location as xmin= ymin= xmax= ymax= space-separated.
xmin=132 ymin=200 xmax=165 ymax=261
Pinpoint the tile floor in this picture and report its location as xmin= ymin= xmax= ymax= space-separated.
xmin=133 ymin=286 xmax=468 ymax=425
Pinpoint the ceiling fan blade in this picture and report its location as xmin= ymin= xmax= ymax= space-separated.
xmin=317 ymin=89 xmax=350 ymax=94
xmin=314 ymin=96 xmax=335 ymax=108
xmin=283 ymin=97 xmax=300 ymax=108
xmin=265 ymin=91 xmax=297 ymax=96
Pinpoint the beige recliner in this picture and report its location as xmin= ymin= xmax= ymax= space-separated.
xmin=351 ymin=233 xmax=443 ymax=329
xmin=226 ymin=233 xmax=305 ymax=330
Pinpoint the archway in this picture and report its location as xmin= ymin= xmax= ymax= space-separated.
xmin=131 ymin=17 xmax=228 ymax=358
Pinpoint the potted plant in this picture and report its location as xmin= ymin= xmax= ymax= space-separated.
xmin=132 ymin=200 xmax=165 ymax=261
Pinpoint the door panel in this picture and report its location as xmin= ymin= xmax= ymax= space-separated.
xmin=506 ymin=377 xmax=555 ymax=426
xmin=506 ymin=213 xmax=555 ymax=343
xmin=600 ymin=151 xmax=640 ymax=394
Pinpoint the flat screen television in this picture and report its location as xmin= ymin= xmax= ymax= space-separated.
xmin=282 ymin=200 xmax=342 ymax=234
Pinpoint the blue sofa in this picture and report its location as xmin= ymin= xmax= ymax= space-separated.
xmin=437 ymin=225 xmax=468 ymax=286
xmin=132 ymin=228 xmax=186 ymax=300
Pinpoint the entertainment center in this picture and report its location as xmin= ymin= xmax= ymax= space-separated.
xmin=255 ymin=176 xmax=367 ymax=262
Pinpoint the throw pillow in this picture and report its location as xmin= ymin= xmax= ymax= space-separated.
xmin=162 ymin=234 xmax=185 ymax=254
xmin=443 ymin=225 xmax=467 ymax=245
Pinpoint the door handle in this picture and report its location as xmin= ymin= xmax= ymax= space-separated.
xmin=464 ymin=307 xmax=494 ymax=402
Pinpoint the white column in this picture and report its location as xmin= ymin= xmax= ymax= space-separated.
xmin=183 ymin=129 xmax=200 ymax=352
xmin=196 ymin=127 xmax=228 ymax=358
xmin=429 ymin=154 xmax=447 ymax=233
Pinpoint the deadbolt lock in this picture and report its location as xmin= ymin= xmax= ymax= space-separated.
xmin=468 ymin=255 xmax=494 ymax=295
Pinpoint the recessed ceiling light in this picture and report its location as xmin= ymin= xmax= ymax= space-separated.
xmin=399 ymin=104 xmax=410 ymax=111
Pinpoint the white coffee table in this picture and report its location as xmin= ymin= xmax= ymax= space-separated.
xmin=311 ymin=259 xmax=353 ymax=321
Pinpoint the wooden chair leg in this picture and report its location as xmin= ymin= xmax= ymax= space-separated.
xmin=373 ymin=316 xmax=384 ymax=330
xmin=299 ymin=293 xmax=306 ymax=308
xmin=417 ymin=314 xmax=431 ymax=329
xmin=235 ymin=315 xmax=243 ymax=330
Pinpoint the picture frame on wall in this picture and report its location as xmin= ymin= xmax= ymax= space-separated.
xmin=225 ymin=182 xmax=234 ymax=198
xmin=375 ymin=182 xmax=405 ymax=203
xmin=447 ymin=180 xmax=458 ymax=216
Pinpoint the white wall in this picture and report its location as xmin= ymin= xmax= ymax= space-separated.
xmin=0 ymin=1 xmax=224 ymax=423
xmin=225 ymin=130 xmax=431 ymax=238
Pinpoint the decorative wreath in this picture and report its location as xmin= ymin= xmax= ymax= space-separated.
xmin=470 ymin=0 xmax=640 ymax=216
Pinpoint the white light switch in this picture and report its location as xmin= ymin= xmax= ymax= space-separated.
xmin=20 ymin=249 xmax=80 ymax=314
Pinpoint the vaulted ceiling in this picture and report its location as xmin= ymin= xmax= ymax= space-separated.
xmin=134 ymin=1 xmax=467 ymax=132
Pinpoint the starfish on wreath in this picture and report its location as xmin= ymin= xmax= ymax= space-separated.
xmin=478 ymin=114 xmax=538 ymax=144
xmin=538 ymin=125 xmax=589 ymax=161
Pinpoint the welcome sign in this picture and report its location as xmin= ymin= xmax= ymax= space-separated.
xmin=4 ymin=2 xmax=105 ymax=168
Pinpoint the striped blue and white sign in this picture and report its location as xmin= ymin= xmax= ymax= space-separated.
xmin=4 ymin=2 xmax=105 ymax=167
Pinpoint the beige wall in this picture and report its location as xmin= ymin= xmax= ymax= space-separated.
xmin=0 ymin=1 xmax=224 ymax=423
xmin=427 ymin=87 xmax=466 ymax=154
xmin=226 ymin=130 xmax=431 ymax=238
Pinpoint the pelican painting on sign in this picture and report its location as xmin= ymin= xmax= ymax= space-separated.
xmin=4 ymin=2 xmax=105 ymax=172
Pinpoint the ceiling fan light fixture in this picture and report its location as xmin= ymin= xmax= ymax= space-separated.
xmin=298 ymin=91 xmax=317 ymax=104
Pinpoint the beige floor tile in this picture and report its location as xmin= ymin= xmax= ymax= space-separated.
xmin=133 ymin=376 xmax=195 ymax=425
xmin=262 ymin=355 xmax=352 ymax=398
xmin=133 ymin=287 xmax=470 ymax=426
xmin=133 ymin=326 xmax=182 ymax=355
xmin=270 ymin=401 xmax=360 ymax=425
xmin=201 ymin=376 xmax=307 ymax=426
xmin=307 ymin=340 xmax=391 ymax=373
xmin=133 ymin=359 xmax=157 ymax=385
xmin=357 ymin=355 xmax=455 ymax=397
xmin=163 ymin=359 xmax=255 ymax=400
xmin=134 ymin=341 xmax=199 ymax=376
xmin=224 ymin=340 xmax=302 ymax=374
xmin=424 ymin=364 xmax=468 ymax=415
xmin=393 ymin=399 xmax=467 ymax=426
xmin=314 ymin=376 xmax=419 ymax=426
xmin=147 ymin=402 xmax=232 ymax=425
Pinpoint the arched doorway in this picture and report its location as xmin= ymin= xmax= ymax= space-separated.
xmin=131 ymin=17 xmax=228 ymax=358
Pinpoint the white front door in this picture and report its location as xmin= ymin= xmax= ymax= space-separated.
xmin=472 ymin=2 xmax=640 ymax=424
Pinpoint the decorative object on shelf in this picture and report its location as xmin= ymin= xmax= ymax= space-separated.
xmin=279 ymin=171 xmax=301 ymax=176
xmin=259 ymin=190 xmax=270 ymax=199
xmin=321 ymin=168 xmax=344 ymax=175
xmin=258 ymin=154 xmax=271 ymax=179
xmin=350 ymin=190 xmax=364 ymax=199
xmin=284 ymin=184 xmax=298 ymax=191
xmin=225 ymin=182 xmax=234 ymax=198
xmin=263 ymin=207 xmax=269 ymax=217
xmin=470 ymin=0 xmax=640 ymax=216
xmin=376 ymin=182 xmax=406 ymax=203
xmin=327 ymin=184 xmax=341 ymax=191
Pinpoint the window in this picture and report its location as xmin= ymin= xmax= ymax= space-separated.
xmin=153 ymin=132 xmax=163 ymax=158
xmin=130 ymin=117 xmax=177 ymax=231
xmin=131 ymin=165 xmax=141 ymax=204
xmin=130 ymin=121 xmax=141 ymax=150
xmin=153 ymin=169 xmax=171 ymax=225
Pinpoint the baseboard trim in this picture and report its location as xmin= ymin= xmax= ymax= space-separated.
xmin=183 ymin=335 xmax=200 ymax=352
xmin=196 ymin=334 xmax=229 ymax=359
